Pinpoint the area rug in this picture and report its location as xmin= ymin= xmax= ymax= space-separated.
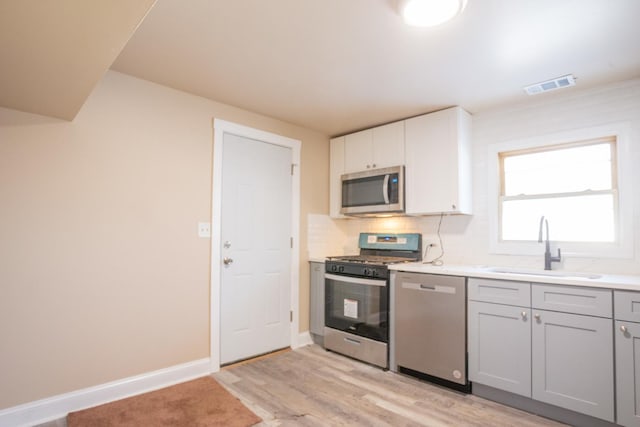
xmin=67 ymin=376 xmax=261 ymax=427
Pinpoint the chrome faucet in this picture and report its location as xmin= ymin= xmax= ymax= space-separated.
xmin=538 ymin=216 xmax=561 ymax=270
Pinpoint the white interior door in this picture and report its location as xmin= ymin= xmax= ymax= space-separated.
xmin=219 ymin=132 xmax=292 ymax=365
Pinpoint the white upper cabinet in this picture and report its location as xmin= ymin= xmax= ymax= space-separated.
xmin=372 ymin=121 xmax=405 ymax=169
xmin=344 ymin=130 xmax=371 ymax=173
xmin=329 ymin=136 xmax=346 ymax=218
xmin=329 ymin=107 xmax=471 ymax=218
xmin=344 ymin=122 xmax=405 ymax=173
xmin=404 ymin=107 xmax=472 ymax=215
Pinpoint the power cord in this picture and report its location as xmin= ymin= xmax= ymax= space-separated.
xmin=423 ymin=213 xmax=445 ymax=266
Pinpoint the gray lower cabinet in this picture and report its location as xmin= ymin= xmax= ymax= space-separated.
xmin=468 ymin=278 xmax=615 ymax=424
xmin=530 ymin=284 xmax=614 ymax=423
xmin=468 ymin=301 xmax=531 ymax=396
xmin=531 ymin=309 xmax=614 ymax=422
xmin=616 ymin=320 xmax=640 ymax=427
xmin=309 ymin=261 xmax=325 ymax=337
xmin=615 ymin=291 xmax=640 ymax=427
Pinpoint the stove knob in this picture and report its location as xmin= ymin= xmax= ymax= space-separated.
xmin=331 ymin=265 xmax=338 ymax=272
xmin=371 ymin=270 xmax=378 ymax=277
xmin=338 ymin=266 xmax=345 ymax=273
xmin=363 ymin=268 xmax=370 ymax=276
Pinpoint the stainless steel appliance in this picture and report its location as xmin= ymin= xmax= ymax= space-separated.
xmin=340 ymin=166 xmax=404 ymax=216
xmin=325 ymin=233 xmax=421 ymax=368
xmin=392 ymin=271 xmax=470 ymax=393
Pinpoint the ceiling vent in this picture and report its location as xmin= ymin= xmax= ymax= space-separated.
xmin=523 ymin=74 xmax=576 ymax=95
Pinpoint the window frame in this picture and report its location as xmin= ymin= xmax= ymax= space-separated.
xmin=488 ymin=123 xmax=633 ymax=259
xmin=499 ymin=138 xmax=618 ymax=242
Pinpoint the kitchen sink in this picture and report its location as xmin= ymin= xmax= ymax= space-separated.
xmin=482 ymin=267 xmax=602 ymax=280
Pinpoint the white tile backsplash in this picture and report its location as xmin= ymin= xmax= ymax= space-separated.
xmin=307 ymin=214 xmax=349 ymax=258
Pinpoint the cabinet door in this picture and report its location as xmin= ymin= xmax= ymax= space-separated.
xmin=404 ymin=107 xmax=472 ymax=215
xmin=372 ymin=121 xmax=404 ymax=169
xmin=532 ymin=310 xmax=614 ymax=422
xmin=329 ymin=136 xmax=346 ymax=218
xmin=309 ymin=262 xmax=325 ymax=336
xmin=616 ymin=320 xmax=640 ymax=427
xmin=468 ymin=301 xmax=531 ymax=396
xmin=344 ymin=129 xmax=373 ymax=173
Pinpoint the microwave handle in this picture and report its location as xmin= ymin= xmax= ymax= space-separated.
xmin=383 ymin=174 xmax=390 ymax=204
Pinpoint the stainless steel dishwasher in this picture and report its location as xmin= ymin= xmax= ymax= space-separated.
xmin=392 ymin=271 xmax=469 ymax=392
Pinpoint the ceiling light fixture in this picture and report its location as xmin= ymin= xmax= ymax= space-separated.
xmin=399 ymin=0 xmax=468 ymax=27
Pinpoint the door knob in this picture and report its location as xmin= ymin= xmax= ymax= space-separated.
xmin=621 ymin=325 xmax=628 ymax=333
xmin=223 ymin=257 xmax=234 ymax=265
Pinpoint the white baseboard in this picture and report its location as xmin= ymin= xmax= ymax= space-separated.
xmin=0 ymin=358 xmax=211 ymax=427
xmin=296 ymin=331 xmax=313 ymax=348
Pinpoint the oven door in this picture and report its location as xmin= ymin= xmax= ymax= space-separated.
xmin=325 ymin=273 xmax=388 ymax=342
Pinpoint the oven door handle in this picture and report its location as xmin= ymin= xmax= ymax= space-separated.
xmin=325 ymin=273 xmax=387 ymax=287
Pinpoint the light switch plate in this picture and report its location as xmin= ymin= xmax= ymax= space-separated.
xmin=198 ymin=222 xmax=211 ymax=238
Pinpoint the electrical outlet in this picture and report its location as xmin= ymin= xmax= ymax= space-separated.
xmin=198 ymin=222 xmax=211 ymax=238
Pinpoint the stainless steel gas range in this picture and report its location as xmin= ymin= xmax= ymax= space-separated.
xmin=324 ymin=233 xmax=422 ymax=368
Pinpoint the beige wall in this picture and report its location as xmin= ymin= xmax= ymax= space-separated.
xmin=0 ymin=70 xmax=329 ymax=409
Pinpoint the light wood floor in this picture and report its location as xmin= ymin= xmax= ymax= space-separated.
xmin=214 ymin=344 xmax=567 ymax=426
xmin=36 ymin=344 xmax=567 ymax=427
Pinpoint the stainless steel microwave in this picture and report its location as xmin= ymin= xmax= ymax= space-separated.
xmin=340 ymin=165 xmax=404 ymax=216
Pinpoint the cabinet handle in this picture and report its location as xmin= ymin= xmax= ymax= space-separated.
xmin=534 ymin=313 xmax=540 ymax=320
xmin=521 ymin=311 xmax=527 ymax=319
xmin=621 ymin=325 xmax=628 ymax=333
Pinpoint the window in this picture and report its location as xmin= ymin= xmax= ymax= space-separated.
xmin=499 ymin=138 xmax=617 ymax=243
xmin=488 ymin=123 xmax=633 ymax=258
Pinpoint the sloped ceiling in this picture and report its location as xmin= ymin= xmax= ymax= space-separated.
xmin=0 ymin=0 xmax=156 ymax=120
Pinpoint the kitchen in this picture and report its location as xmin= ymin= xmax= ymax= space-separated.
xmin=1 ymin=1 xmax=640 ymax=426
xmin=308 ymin=91 xmax=640 ymax=425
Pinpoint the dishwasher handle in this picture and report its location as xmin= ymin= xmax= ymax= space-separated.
xmin=402 ymin=281 xmax=456 ymax=294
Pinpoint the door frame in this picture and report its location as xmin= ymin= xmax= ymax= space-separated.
xmin=210 ymin=119 xmax=301 ymax=372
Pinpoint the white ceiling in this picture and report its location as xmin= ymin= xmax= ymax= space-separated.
xmin=3 ymin=1 xmax=640 ymax=136
xmin=0 ymin=0 xmax=155 ymax=120
xmin=111 ymin=0 xmax=640 ymax=136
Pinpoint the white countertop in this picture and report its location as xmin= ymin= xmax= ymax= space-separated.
xmin=389 ymin=263 xmax=640 ymax=291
